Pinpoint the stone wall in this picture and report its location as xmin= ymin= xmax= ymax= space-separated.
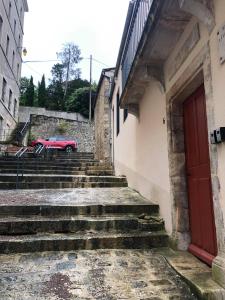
xmin=94 ymin=70 xmax=114 ymax=162
xmin=19 ymin=106 xmax=86 ymax=123
xmin=30 ymin=115 xmax=95 ymax=153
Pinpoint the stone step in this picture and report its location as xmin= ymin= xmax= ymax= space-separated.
xmin=0 ymin=161 xmax=111 ymax=168
xmin=0 ymin=231 xmax=168 ymax=253
xmin=0 ymin=174 xmax=126 ymax=183
xmin=0 ymin=164 xmax=113 ymax=171
xmin=0 ymin=169 xmax=114 ymax=176
xmin=0 ymin=203 xmax=159 ymax=217
xmin=0 ymin=181 xmax=128 ymax=189
xmin=0 ymin=158 xmax=99 ymax=163
xmin=0 ymin=215 xmax=164 ymax=235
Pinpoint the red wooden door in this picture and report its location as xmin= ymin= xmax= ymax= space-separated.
xmin=183 ymin=85 xmax=217 ymax=266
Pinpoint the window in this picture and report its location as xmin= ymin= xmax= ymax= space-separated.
xmin=116 ymin=91 xmax=120 ymax=136
xmin=20 ymin=7 xmax=23 ymax=23
xmin=13 ymin=19 xmax=16 ymax=34
xmin=8 ymin=90 xmax=12 ymax=110
xmin=0 ymin=116 xmax=3 ymax=140
xmin=124 ymin=109 xmax=128 ymax=122
xmin=8 ymin=2 xmax=12 ymax=20
xmin=6 ymin=35 xmax=10 ymax=56
xmin=0 ymin=16 xmax=3 ymax=43
xmin=18 ymin=34 xmax=21 ymax=47
xmin=49 ymin=137 xmax=57 ymax=141
xmin=12 ymin=50 xmax=15 ymax=69
xmin=2 ymin=78 xmax=7 ymax=102
xmin=13 ymin=99 xmax=17 ymax=117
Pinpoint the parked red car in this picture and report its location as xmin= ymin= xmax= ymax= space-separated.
xmin=31 ymin=136 xmax=78 ymax=153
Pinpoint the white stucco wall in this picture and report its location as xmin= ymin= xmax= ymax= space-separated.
xmin=112 ymin=73 xmax=172 ymax=233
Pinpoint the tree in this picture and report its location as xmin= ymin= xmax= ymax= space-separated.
xmin=66 ymin=78 xmax=89 ymax=101
xmin=57 ymin=42 xmax=82 ymax=102
xmin=47 ymin=81 xmax=64 ymax=110
xmin=38 ymin=75 xmax=47 ymax=107
xmin=25 ymin=76 xmax=35 ymax=106
xmin=66 ymin=86 xmax=96 ymax=118
xmin=51 ymin=63 xmax=64 ymax=83
xmin=46 ymin=64 xmax=65 ymax=110
xmin=19 ymin=77 xmax=30 ymax=105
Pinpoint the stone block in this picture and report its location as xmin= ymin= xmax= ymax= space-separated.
xmin=169 ymin=153 xmax=186 ymax=177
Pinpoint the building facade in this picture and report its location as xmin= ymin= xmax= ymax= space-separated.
xmin=94 ymin=68 xmax=115 ymax=162
xmin=0 ymin=0 xmax=28 ymax=141
xmin=110 ymin=0 xmax=225 ymax=289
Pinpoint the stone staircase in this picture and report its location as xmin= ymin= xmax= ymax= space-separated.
xmin=0 ymin=152 xmax=126 ymax=189
xmin=0 ymin=152 xmax=168 ymax=254
xmin=0 ymin=188 xmax=168 ymax=254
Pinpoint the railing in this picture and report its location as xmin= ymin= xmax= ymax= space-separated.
xmin=20 ymin=121 xmax=30 ymax=137
xmin=121 ymin=0 xmax=153 ymax=92
xmin=16 ymin=147 xmax=29 ymax=189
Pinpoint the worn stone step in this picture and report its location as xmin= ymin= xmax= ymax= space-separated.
xmin=0 ymin=181 xmax=128 ymax=189
xmin=0 ymin=174 xmax=126 ymax=183
xmin=0 ymin=160 xmax=111 ymax=168
xmin=0 ymin=159 xmax=100 ymax=164
xmin=0 ymin=164 xmax=113 ymax=171
xmin=0 ymin=169 xmax=114 ymax=176
xmin=0 ymin=215 xmax=164 ymax=234
xmin=0 ymin=203 xmax=159 ymax=217
xmin=0 ymin=231 xmax=168 ymax=253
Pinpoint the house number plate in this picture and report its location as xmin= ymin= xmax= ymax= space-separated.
xmin=218 ymin=22 xmax=225 ymax=64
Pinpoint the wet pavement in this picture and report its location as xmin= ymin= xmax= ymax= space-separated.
xmin=0 ymin=249 xmax=198 ymax=300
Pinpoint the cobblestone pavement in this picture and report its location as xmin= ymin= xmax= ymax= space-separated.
xmin=0 ymin=188 xmax=150 ymax=206
xmin=0 ymin=249 xmax=198 ymax=300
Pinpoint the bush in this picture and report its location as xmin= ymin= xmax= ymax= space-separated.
xmin=56 ymin=121 xmax=69 ymax=134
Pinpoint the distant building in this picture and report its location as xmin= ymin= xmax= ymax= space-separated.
xmin=110 ymin=0 xmax=225 ymax=290
xmin=0 ymin=0 xmax=28 ymax=141
xmin=94 ymin=68 xmax=115 ymax=162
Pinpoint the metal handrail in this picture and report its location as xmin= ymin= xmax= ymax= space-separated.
xmin=16 ymin=147 xmax=28 ymax=189
xmin=15 ymin=147 xmax=24 ymax=157
xmin=20 ymin=121 xmax=29 ymax=135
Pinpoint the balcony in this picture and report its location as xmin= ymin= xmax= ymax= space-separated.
xmin=119 ymin=0 xmax=215 ymax=117
xmin=121 ymin=0 xmax=153 ymax=92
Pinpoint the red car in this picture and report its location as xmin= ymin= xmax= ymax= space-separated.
xmin=31 ymin=136 xmax=78 ymax=153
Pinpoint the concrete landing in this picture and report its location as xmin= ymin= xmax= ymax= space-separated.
xmin=0 ymin=249 xmax=197 ymax=300
xmin=153 ymin=248 xmax=225 ymax=299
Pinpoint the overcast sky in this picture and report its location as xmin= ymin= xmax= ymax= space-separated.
xmin=22 ymin=0 xmax=131 ymax=85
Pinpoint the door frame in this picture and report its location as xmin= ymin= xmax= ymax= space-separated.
xmin=165 ymin=45 xmax=223 ymax=260
xmin=183 ymin=84 xmax=217 ymax=265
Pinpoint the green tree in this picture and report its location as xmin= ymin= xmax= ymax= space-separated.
xmin=46 ymin=64 xmax=65 ymax=110
xmin=66 ymin=78 xmax=89 ymax=101
xmin=66 ymin=86 xmax=96 ymax=118
xmin=38 ymin=75 xmax=47 ymax=107
xmin=25 ymin=76 xmax=35 ymax=106
xmin=47 ymin=81 xmax=64 ymax=110
xmin=51 ymin=63 xmax=64 ymax=83
xmin=19 ymin=77 xmax=30 ymax=105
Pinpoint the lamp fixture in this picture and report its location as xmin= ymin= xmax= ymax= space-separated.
xmin=17 ymin=47 xmax=27 ymax=56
